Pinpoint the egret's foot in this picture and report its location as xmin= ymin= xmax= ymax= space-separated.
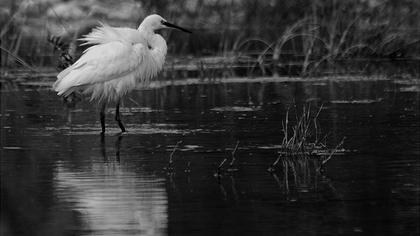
xmin=114 ymin=101 xmax=126 ymax=133
xmin=119 ymin=127 xmax=126 ymax=133
xmin=116 ymin=130 xmax=127 ymax=136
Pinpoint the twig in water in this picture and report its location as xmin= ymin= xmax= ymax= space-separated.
xmin=164 ymin=141 xmax=182 ymax=172
xmin=321 ymin=137 xmax=345 ymax=166
xmin=228 ymin=141 xmax=240 ymax=172
xmin=218 ymin=158 xmax=227 ymax=170
xmin=214 ymin=158 xmax=228 ymax=178
xmin=184 ymin=161 xmax=191 ymax=173
xmin=267 ymin=154 xmax=282 ymax=172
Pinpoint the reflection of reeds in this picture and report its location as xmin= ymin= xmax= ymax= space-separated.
xmin=271 ymin=154 xmax=341 ymax=200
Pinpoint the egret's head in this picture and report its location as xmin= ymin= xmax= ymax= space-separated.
xmin=140 ymin=14 xmax=192 ymax=33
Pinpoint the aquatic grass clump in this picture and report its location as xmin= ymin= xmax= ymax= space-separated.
xmin=268 ymin=105 xmax=344 ymax=172
xmin=281 ymin=105 xmax=323 ymax=155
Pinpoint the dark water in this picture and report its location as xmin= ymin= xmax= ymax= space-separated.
xmin=1 ymin=77 xmax=419 ymax=235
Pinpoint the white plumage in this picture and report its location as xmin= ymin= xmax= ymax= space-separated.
xmin=53 ymin=14 xmax=191 ymax=133
xmin=54 ymin=20 xmax=166 ymax=102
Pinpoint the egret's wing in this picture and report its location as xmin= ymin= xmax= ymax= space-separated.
xmin=79 ymin=24 xmax=146 ymax=46
xmin=54 ymin=41 xmax=147 ymax=95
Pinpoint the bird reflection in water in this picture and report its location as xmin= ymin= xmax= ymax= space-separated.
xmin=54 ymin=134 xmax=168 ymax=235
xmin=100 ymin=133 xmax=123 ymax=162
xmin=63 ymin=95 xmax=81 ymax=128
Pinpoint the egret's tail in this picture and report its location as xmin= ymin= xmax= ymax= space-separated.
xmin=53 ymin=64 xmax=81 ymax=97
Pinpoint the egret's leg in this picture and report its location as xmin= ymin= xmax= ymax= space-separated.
xmin=100 ymin=132 xmax=107 ymax=161
xmin=115 ymin=101 xmax=126 ymax=132
xmin=100 ymin=103 xmax=106 ymax=133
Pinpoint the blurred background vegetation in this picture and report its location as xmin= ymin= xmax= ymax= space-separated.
xmin=1 ymin=0 xmax=419 ymax=76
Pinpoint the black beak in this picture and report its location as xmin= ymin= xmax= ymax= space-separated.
xmin=162 ymin=21 xmax=192 ymax=34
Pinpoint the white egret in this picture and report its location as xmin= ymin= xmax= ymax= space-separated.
xmin=53 ymin=14 xmax=191 ymax=133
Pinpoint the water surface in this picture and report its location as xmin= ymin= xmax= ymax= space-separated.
xmin=1 ymin=77 xmax=419 ymax=235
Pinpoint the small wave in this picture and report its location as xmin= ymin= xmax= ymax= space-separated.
xmin=330 ymin=98 xmax=384 ymax=104
xmin=210 ymin=106 xmax=261 ymax=112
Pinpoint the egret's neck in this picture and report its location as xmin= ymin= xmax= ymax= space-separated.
xmin=137 ymin=24 xmax=154 ymax=34
xmin=138 ymin=26 xmax=156 ymax=43
xmin=137 ymin=28 xmax=164 ymax=50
